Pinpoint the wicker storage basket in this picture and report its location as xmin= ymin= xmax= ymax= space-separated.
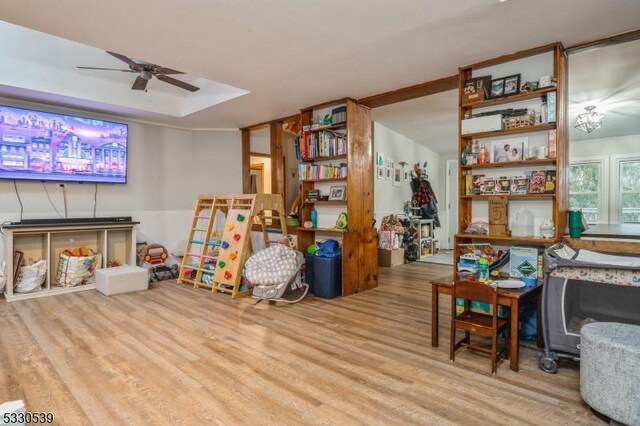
xmin=503 ymin=114 xmax=536 ymax=130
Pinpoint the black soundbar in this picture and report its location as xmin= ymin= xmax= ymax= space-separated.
xmin=15 ymin=216 xmax=133 ymax=225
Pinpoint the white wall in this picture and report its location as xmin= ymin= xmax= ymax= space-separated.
xmin=0 ymin=98 xmax=242 ymax=258
xmin=570 ymin=133 xmax=640 ymax=158
xmin=373 ymin=122 xmax=446 ymax=242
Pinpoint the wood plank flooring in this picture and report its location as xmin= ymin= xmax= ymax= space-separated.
xmin=0 ymin=263 xmax=599 ymax=425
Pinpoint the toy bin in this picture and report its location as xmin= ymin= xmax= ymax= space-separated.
xmin=313 ymin=257 xmax=341 ymax=299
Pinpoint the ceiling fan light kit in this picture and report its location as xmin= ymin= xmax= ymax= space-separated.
xmin=77 ymin=51 xmax=200 ymax=92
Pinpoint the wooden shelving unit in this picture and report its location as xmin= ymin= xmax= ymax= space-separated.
xmin=302 ymin=200 xmax=347 ymax=205
xmin=461 ymin=123 xmax=556 ymax=140
xmin=2 ymin=221 xmax=138 ymax=302
xmin=296 ymin=98 xmax=377 ymax=296
xmin=461 ymin=158 xmax=555 ymax=170
xmin=301 ymin=154 xmax=347 ymax=163
xmin=461 ymin=86 xmax=557 ymax=108
xmin=309 ymin=123 xmax=347 ymax=133
xmin=461 ymin=194 xmax=555 ymax=200
xmin=301 ymin=177 xmax=347 ymax=183
xmin=297 ymin=227 xmax=346 ymax=234
xmin=455 ymin=42 xmax=568 ymax=269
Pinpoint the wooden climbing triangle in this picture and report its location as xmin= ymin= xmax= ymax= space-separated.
xmin=178 ymin=194 xmax=289 ymax=298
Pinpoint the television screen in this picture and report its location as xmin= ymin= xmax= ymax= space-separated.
xmin=0 ymin=105 xmax=128 ymax=184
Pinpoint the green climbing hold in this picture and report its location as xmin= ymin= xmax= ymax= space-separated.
xmin=218 ymin=260 xmax=226 ymax=268
xmin=236 ymin=214 xmax=245 ymax=222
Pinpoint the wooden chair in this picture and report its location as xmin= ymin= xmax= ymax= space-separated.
xmin=450 ymin=280 xmax=509 ymax=374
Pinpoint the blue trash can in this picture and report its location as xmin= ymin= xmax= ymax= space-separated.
xmin=313 ymin=257 xmax=341 ymax=299
xmin=304 ymin=254 xmax=315 ymax=294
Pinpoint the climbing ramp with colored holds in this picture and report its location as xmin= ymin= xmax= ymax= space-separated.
xmin=179 ymin=193 xmax=289 ymax=298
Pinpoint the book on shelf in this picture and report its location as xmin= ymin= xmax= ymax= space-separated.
xmin=464 ymin=174 xmax=473 ymax=196
xmin=300 ymin=128 xmax=347 ymax=160
xmin=298 ymin=162 xmax=347 ymax=181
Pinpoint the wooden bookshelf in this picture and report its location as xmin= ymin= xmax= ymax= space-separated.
xmin=297 ymin=227 xmax=347 ymax=234
xmin=461 ymin=158 xmax=555 ymax=170
xmin=302 ymin=200 xmax=347 ymax=205
xmin=300 ymin=154 xmax=347 ymax=163
xmin=461 ymin=86 xmax=557 ymax=108
xmin=309 ymin=123 xmax=347 ymax=133
xmin=301 ymin=177 xmax=347 ymax=183
xmin=455 ymin=42 xmax=568 ymax=272
xmin=460 ymin=123 xmax=556 ymax=140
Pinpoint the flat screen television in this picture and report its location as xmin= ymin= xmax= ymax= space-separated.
xmin=0 ymin=104 xmax=128 ymax=184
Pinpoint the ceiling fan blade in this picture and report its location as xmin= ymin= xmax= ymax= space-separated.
xmin=106 ymin=51 xmax=143 ymax=71
xmin=154 ymin=67 xmax=184 ymax=75
xmin=131 ymin=76 xmax=149 ymax=91
xmin=77 ymin=66 xmax=137 ymax=72
xmin=155 ymin=74 xmax=200 ymax=92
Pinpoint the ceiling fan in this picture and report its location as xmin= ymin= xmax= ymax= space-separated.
xmin=77 ymin=51 xmax=200 ymax=92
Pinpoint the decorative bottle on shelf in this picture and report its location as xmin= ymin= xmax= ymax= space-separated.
xmin=478 ymin=144 xmax=489 ymax=165
xmin=310 ymin=208 xmax=318 ymax=228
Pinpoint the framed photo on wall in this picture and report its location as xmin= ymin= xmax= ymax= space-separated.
xmin=393 ymin=164 xmax=402 ymax=187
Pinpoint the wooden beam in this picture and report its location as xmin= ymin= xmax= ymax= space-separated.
xmin=358 ymin=76 xmax=457 ymax=109
xmin=566 ymin=27 xmax=640 ymax=54
xmin=460 ymin=42 xmax=561 ymax=71
xmin=270 ymin=122 xmax=285 ymax=197
xmin=241 ymin=129 xmax=251 ymax=194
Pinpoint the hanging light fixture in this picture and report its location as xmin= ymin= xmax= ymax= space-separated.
xmin=574 ymin=106 xmax=604 ymax=133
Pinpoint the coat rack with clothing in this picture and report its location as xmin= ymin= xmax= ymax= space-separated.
xmin=410 ymin=162 xmax=440 ymax=228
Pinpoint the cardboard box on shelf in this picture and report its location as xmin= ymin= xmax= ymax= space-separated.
xmin=378 ymin=248 xmax=405 ymax=267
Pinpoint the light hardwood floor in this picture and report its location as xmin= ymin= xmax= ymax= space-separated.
xmin=0 ymin=263 xmax=599 ymax=425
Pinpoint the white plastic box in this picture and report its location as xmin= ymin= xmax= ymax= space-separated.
xmin=95 ymin=265 xmax=148 ymax=296
xmin=461 ymin=115 xmax=502 ymax=135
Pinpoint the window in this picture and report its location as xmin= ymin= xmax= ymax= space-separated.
xmin=618 ymin=158 xmax=640 ymax=223
xmin=569 ymin=157 xmax=608 ymax=224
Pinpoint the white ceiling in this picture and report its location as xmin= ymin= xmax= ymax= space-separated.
xmin=569 ymin=38 xmax=640 ymax=141
xmin=1 ymin=0 xmax=640 ymax=129
xmin=374 ymin=39 xmax=640 ymax=153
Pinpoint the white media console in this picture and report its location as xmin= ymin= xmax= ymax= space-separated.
xmin=2 ymin=220 xmax=138 ymax=302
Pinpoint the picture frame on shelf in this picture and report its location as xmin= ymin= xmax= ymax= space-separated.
xmin=377 ymin=166 xmax=384 ymax=179
xmin=462 ymin=75 xmax=491 ymax=102
xmin=329 ymin=185 xmax=347 ymax=201
xmin=503 ymin=74 xmax=521 ymax=96
xmin=490 ymin=137 xmax=528 ymax=163
xmin=490 ymin=78 xmax=505 ymax=98
xmin=403 ymin=169 xmax=410 ymax=181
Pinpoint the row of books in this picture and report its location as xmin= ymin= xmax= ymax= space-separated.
xmin=299 ymin=129 xmax=347 ymax=159
xmin=465 ymin=170 xmax=556 ymax=195
xmin=298 ymin=163 xmax=347 ymax=181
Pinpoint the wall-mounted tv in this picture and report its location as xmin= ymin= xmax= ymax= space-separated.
xmin=0 ymin=104 xmax=128 ymax=184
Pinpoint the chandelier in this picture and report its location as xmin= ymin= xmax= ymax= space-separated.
xmin=574 ymin=106 xmax=604 ymax=133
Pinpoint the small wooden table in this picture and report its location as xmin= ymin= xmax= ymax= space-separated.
xmin=430 ymin=275 xmax=543 ymax=372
